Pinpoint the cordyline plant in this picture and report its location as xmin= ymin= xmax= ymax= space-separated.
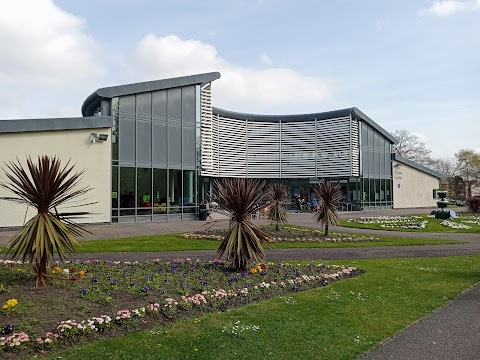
xmin=266 ymin=183 xmax=291 ymax=231
xmin=0 ymin=155 xmax=92 ymax=286
xmin=313 ymin=181 xmax=344 ymax=236
xmin=215 ymin=178 xmax=272 ymax=271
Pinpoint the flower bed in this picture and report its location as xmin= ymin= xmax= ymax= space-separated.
xmin=347 ymin=216 xmax=428 ymax=229
xmin=181 ymin=226 xmax=380 ymax=243
xmin=0 ymin=258 xmax=363 ymax=358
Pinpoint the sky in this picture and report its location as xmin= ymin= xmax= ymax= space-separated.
xmin=0 ymin=0 xmax=478 ymax=159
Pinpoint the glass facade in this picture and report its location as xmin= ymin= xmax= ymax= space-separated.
xmin=360 ymin=122 xmax=393 ymax=210
xmin=111 ymin=85 xmax=200 ymax=223
xmin=109 ymin=82 xmax=393 ymax=220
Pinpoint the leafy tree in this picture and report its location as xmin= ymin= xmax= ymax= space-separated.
xmin=266 ymin=183 xmax=291 ymax=231
xmin=312 ymin=181 xmax=344 ymax=236
xmin=455 ymin=149 xmax=480 ymax=198
xmin=216 ymin=178 xmax=272 ymax=270
xmin=0 ymin=156 xmax=91 ymax=286
xmin=392 ymin=129 xmax=433 ymax=166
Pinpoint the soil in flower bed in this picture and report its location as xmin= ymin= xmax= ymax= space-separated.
xmin=0 ymin=259 xmax=363 ymax=359
xmin=181 ymin=226 xmax=380 ymax=243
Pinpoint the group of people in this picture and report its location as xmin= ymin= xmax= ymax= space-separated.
xmin=296 ymin=195 xmax=319 ymax=212
xmin=199 ymin=199 xmax=215 ymax=221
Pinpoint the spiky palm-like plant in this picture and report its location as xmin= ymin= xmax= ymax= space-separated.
xmin=216 ymin=178 xmax=272 ymax=271
xmin=313 ymin=181 xmax=344 ymax=236
xmin=0 ymin=156 xmax=92 ymax=286
xmin=266 ymin=183 xmax=291 ymax=231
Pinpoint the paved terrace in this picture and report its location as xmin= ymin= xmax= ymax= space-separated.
xmin=1 ymin=207 xmax=478 ymax=262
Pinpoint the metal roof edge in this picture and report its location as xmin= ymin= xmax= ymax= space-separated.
xmin=351 ymin=107 xmax=398 ymax=144
xmin=82 ymin=72 xmax=221 ymax=117
xmin=392 ymin=153 xmax=445 ymax=180
xmin=0 ymin=116 xmax=112 ymax=134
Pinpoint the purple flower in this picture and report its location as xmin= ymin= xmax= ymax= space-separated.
xmin=1 ymin=324 xmax=14 ymax=335
xmin=81 ymin=289 xmax=89 ymax=295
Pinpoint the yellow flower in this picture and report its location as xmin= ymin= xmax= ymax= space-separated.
xmin=2 ymin=298 xmax=18 ymax=309
xmin=256 ymin=265 xmax=262 ymax=271
xmin=79 ymin=270 xmax=86 ymax=276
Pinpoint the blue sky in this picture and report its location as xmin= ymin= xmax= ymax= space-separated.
xmin=1 ymin=0 xmax=478 ymax=158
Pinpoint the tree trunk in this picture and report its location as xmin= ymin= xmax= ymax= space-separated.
xmin=324 ymin=224 xmax=329 ymax=236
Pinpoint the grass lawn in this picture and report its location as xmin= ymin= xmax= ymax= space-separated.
xmin=70 ymin=233 xmax=465 ymax=254
xmin=44 ymin=255 xmax=480 ymax=360
xmin=340 ymin=214 xmax=480 ymax=233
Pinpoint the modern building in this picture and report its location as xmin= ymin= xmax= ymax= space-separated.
xmin=0 ymin=72 xmax=444 ymax=227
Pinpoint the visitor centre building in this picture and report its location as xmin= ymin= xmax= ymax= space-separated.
xmin=0 ymin=72 xmax=444 ymax=226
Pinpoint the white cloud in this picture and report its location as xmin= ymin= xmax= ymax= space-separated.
xmin=0 ymin=0 xmax=104 ymax=118
xmin=419 ymin=0 xmax=480 ymax=17
xmin=131 ymin=34 xmax=331 ymax=113
xmin=260 ymin=53 xmax=273 ymax=66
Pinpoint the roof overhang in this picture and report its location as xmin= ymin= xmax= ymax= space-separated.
xmin=392 ymin=153 xmax=445 ymax=180
xmin=82 ymin=72 xmax=221 ymax=117
xmin=0 ymin=116 xmax=112 ymax=134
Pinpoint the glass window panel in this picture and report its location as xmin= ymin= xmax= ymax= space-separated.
xmin=136 ymin=93 xmax=151 ymax=116
xmin=168 ymin=125 xmax=182 ymax=164
xmin=152 ymin=123 xmax=167 ymax=164
xmin=183 ymin=170 xmax=195 ymax=206
xmin=369 ymin=179 xmax=375 ymax=204
xmin=137 ymin=168 xmax=152 ymax=215
xmin=386 ymin=179 xmax=392 ymax=202
xmin=136 ymin=120 xmax=152 ymax=162
xmin=167 ymin=88 xmax=182 ymax=120
xmin=168 ymin=169 xmax=182 ymax=213
xmin=112 ymin=166 xmax=118 ymax=209
xmin=182 ymin=126 xmax=195 ymax=165
xmin=153 ymin=169 xmax=167 ymax=214
xmin=385 ymin=142 xmax=391 ymax=177
xmin=119 ymin=167 xmax=135 ymax=215
xmin=182 ymin=86 xmax=196 ymax=123
xmin=119 ymin=120 xmax=135 ymax=162
xmin=375 ymin=179 xmax=380 ymax=201
xmin=152 ymin=90 xmax=167 ymax=118
xmin=368 ymin=127 xmax=375 ymax=176
xmin=362 ymin=178 xmax=369 ymax=202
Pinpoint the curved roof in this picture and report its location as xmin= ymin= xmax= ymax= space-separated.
xmin=82 ymin=72 xmax=221 ymax=117
xmin=212 ymin=106 xmax=398 ymax=144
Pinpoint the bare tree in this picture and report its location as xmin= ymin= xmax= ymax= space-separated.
xmin=455 ymin=149 xmax=480 ymax=198
xmin=392 ymin=129 xmax=433 ymax=166
xmin=431 ymin=157 xmax=458 ymax=199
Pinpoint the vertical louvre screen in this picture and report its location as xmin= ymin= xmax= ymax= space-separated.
xmin=202 ymin=113 xmax=372 ymax=179
xmin=200 ymin=84 xmax=215 ymax=175
xmin=350 ymin=118 xmax=360 ymax=176
xmin=217 ymin=116 xmax=247 ymax=177
xmin=247 ymin=121 xmax=280 ymax=178
xmin=280 ymin=121 xmax=316 ymax=178
xmin=316 ymin=116 xmax=352 ymax=177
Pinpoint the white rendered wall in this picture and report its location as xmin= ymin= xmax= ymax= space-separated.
xmin=0 ymin=128 xmax=111 ymax=227
xmin=392 ymin=160 xmax=439 ymax=208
